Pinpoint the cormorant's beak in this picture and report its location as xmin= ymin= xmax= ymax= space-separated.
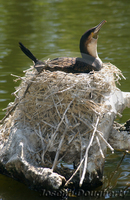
xmin=92 ymin=20 xmax=106 ymax=39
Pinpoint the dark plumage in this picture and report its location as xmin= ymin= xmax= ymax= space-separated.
xmin=19 ymin=20 xmax=106 ymax=73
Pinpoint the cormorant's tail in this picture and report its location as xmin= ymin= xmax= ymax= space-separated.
xmin=19 ymin=42 xmax=38 ymax=64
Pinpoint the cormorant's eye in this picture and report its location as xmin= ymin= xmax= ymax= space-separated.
xmin=92 ymin=32 xmax=98 ymax=39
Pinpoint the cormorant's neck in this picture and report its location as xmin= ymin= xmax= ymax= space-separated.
xmin=80 ymin=38 xmax=102 ymax=66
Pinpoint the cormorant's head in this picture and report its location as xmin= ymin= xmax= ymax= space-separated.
xmin=80 ymin=20 xmax=106 ymax=61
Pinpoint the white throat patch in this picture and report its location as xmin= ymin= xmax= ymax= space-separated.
xmin=87 ymin=38 xmax=102 ymax=65
xmin=87 ymin=38 xmax=98 ymax=58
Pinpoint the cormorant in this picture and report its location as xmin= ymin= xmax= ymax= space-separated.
xmin=19 ymin=20 xmax=106 ymax=73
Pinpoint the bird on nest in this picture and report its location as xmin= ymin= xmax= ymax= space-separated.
xmin=19 ymin=20 xmax=106 ymax=73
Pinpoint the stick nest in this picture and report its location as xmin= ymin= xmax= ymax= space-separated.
xmin=1 ymin=62 xmax=125 ymax=184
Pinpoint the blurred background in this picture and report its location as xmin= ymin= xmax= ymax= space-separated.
xmin=0 ymin=0 xmax=130 ymax=199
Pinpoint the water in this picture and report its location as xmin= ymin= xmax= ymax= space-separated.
xmin=0 ymin=0 xmax=130 ymax=199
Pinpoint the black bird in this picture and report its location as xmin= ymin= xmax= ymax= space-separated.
xmin=19 ymin=20 xmax=106 ymax=73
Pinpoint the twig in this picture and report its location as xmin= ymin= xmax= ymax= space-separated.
xmin=34 ymin=125 xmax=47 ymax=163
xmin=11 ymin=74 xmax=24 ymax=79
xmin=79 ymin=116 xmax=99 ymax=187
xmin=58 ymin=84 xmax=76 ymax=93
xmin=74 ymin=115 xmax=92 ymax=130
xmin=11 ymin=74 xmax=29 ymax=83
xmin=96 ymin=136 xmax=105 ymax=158
xmin=97 ymin=130 xmax=114 ymax=153
xmin=0 ymin=102 xmax=18 ymax=124
xmin=23 ymin=66 xmax=33 ymax=73
xmin=52 ymin=127 xmax=67 ymax=171
xmin=11 ymin=87 xmax=23 ymax=98
xmin=51 ymin=95 xmax=61 ymax=119
xmin=42 ymin=120 xmax=56 ymax=129
xmin=34 ymin=126 xmax=47 ymax=144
